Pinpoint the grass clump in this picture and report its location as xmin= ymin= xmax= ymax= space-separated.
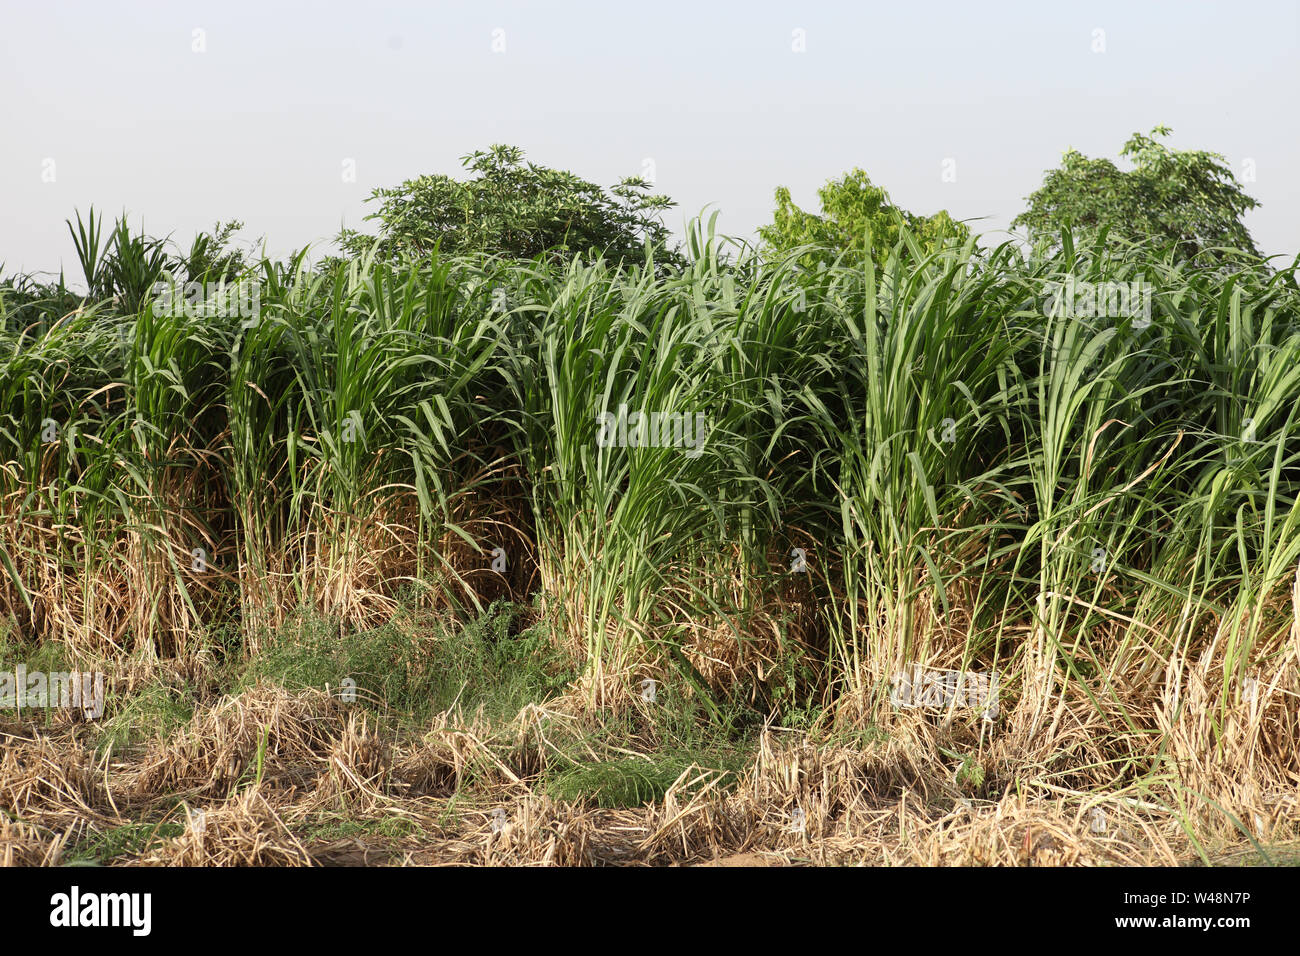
xmin=93 ymin=682 xmax=195 ymax=756
xmin=242 ymin=600 xmax=575 ymax=726
xmin=545 ymin=756 xmax=702 ymax=809
xmin=65 ymin=820 xmax=186 ymax=866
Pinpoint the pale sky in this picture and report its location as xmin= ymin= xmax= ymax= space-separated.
xmin=2 ymin=0 xmax=1297 ymax=280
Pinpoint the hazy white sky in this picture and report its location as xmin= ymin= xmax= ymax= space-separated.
xmin=2 ymin=0 xmax=1297 ymax=278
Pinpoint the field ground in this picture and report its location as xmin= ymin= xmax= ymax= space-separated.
xmin=3 ymin=602 xmax=1297 ymax=868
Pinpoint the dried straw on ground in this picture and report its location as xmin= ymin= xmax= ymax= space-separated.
xmin=134 ymin=683 xmax=347 ymax=797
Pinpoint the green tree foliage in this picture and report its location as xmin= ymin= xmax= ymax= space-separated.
xmin=1012 ymin=126 xmax=1262 ymax=266
xmin=177 ymin=220 xmax=249 ymax=283
xmin=338 ymin=144 xmax=682 ymax=267
xmin=757 ymin=168 xmax=969 ymax=270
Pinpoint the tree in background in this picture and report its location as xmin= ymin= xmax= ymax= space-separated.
xmin=758 ymin=168 xmax=970 ymax=270
xmin=176 ymin=219 xmax=249 ymax=283
xmin=338 ymin=145 xmax=682 ymax=268
xmin=1012 ymin=126 xmax=1262 ymax=266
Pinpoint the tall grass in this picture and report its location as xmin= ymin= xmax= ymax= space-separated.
xmin=2 ymin=219 xmax=1298 ymax=825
